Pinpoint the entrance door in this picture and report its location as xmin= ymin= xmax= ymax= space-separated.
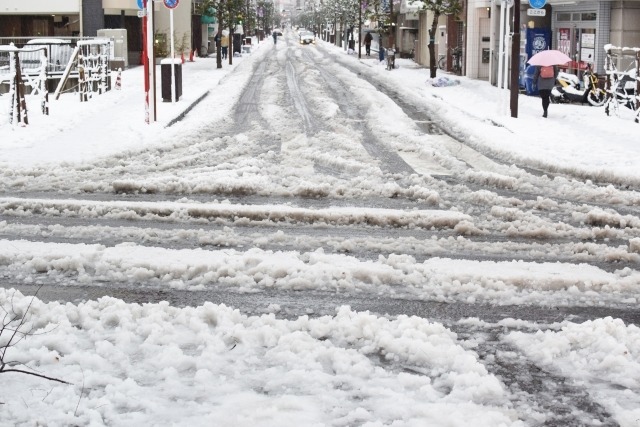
xmin=557 ymin=27 xmax=596 ymax=76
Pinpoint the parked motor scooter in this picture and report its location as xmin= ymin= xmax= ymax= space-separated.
xmin=550 ymin=64 xmax=606 ymax=106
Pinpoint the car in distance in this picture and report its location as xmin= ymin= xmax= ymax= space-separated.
xmin=299 ymin=31 xmax=315 ymax=45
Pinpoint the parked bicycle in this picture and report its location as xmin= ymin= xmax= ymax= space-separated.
xmin=386 ymin=48 xmax=395 ymax=70
xmin=410 ymin=40 xmax=417 ymax=63
xmin=451 ymin=46 xmax=462 ymax=74
xmin=604 ymin=65 xmax=639 ymax=119
xmin=603 ymin=45 xmax=640 ymax=123
xmin=437 ymin=47 xmax=463 ymax=74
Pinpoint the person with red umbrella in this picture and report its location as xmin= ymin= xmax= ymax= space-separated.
xmin=528 ymin=50 xmax=571 ymax=118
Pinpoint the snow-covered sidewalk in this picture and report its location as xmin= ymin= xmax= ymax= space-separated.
xmin=2 ymin=36 xmax=639 ymax=184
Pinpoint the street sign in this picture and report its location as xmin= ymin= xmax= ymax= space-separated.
xmin=137 ymin=9 xmax=147 ymax=17
xmin=529 ymin=0 xmax=546 ymax=9
xmin=163 ymin=0 xmax=179 ymax=8
xmin=137 ymin=0 xmax=144 ymax=9
xmin=527 ymin=8 xmax=546 ymax=16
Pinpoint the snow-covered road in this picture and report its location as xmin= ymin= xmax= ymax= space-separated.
xmin=1 ymin=31 xmax=639 ymax=426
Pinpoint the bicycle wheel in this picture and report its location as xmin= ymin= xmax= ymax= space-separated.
xmin=437 ymin=56 xmax=445 ymax=70
xmin=587 ymin=89 xmax=606 ymax=107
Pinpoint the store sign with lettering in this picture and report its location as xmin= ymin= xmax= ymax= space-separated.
xmin=527 ymin=8 xmax=546 ymax=16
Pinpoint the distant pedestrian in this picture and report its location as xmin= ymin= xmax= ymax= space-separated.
xmin=362 ymin=32 xmax=373 ymax=56
xmin=533 ymin=65 xmax=558 ymax=118
xmin=214 ymin=33 xmax=221 ymax=55
xmin=273 ymin=30 xmax=278 ymax=44
xmin=221 ymin=34 xmax=229 ymax=59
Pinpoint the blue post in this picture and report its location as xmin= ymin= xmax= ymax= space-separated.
xmin=378 ymin=34 xmax=384 ymax=61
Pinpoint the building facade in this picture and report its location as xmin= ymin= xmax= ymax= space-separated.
xmin=0 ymin=0 xmax=193 ymax=67
xmin=465 ymin=0 xmax=640 ymax=84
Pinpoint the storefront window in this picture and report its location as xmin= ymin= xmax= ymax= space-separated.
xmin=556 ymin=11 xmax=597 ymax=22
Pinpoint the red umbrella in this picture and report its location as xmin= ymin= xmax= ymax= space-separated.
xmin=527 ymin=50 xmax=572 ymax=66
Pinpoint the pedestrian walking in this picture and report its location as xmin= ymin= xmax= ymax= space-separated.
xmin=214 ymin=33 xmax=221 ymax=55
xmin=221 ymin=34 xmax=229 ymax=59
xmin=533 ymin=65 xmax=558 ymax=118
xmin=273 ymin=30 xmax=278 ymax=44
xmin=362 ymin=32 xmax=373 ymax=56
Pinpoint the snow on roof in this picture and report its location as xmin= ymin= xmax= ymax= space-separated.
xmin=26 ymin=38 xmax=71 ymax=44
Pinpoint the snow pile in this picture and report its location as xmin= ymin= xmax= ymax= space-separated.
xmin=2 ymin=240 xmax=639 ymax=306
xmin=507 ymin=317 xmax=640 ymax=426
xmin=427 ymin=76 xmax=461 ymax=87
xmin=0 ymin=289 xmax=522 ymax=426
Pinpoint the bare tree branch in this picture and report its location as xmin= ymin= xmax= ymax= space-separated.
xmin=1 ymin=286 xmax=71 ymax=386
xmin=1 ymin=368 xmax=71 ymax=384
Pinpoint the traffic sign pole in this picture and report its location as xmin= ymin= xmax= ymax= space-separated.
xmin=170 ymin=8 xmax=176 ymax=103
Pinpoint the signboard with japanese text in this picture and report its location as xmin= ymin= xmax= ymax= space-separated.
xmin=527 ymin=8 xmax=546 ymax=16
xmin=526 ymin=28 xmax=550 ymax=58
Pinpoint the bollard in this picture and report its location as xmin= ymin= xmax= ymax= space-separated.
xmin=115 ymin=68 xmax=122 ymax=90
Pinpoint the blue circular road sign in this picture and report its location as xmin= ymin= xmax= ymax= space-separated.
xmin=164 ymin=0 xmax=180 ymax=8
xmin=137 ymin=0 xmax=144 ymax=9
xmin=529 ymin=0 xmax=546 ymax=9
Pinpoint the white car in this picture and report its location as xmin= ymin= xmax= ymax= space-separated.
xmin=299 ymin=31 xmax=315 ymax=45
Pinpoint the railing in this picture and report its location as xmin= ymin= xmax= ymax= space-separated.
xmin=0 ymin=36 xmax=108 ymax=94
xmin=0 ymin=37 xmax=94 ymax=74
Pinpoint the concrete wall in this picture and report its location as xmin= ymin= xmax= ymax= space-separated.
xmin=83 ymin=0 xmax=105 ymax=36
xmin=153 ymin=1 xmax=193 ymax=56
xmin=466 ymin=0 xmax=491 ymax=79
xmin=417 ymin=10 xmax=446 ymax=67
xmin=610 ymin=1 xmax=640 ymax=48
xmin=0 ymin=0 xmax=80 ymax=14
xmin=103 ymin=0 xmax=137 ymax=9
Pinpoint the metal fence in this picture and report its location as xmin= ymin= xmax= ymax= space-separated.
xmin=0 ymin=36 xmax=109 ymax=93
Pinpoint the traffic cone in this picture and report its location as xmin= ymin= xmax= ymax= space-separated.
xmin=115 ymin=68 xmax=122 ymax=90
xmin=189 ymin=49 xmax=194 ymax=62
xmin=181 ymin=51 xmax=185 ymax=64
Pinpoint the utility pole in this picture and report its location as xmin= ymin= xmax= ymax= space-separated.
xmin=510 ymin=0 xmax=520 ymax=118
xmin=388 ymin=0 xmax=394 ymax=49
xmin=358 ymin=0 xmax=362 ymax=59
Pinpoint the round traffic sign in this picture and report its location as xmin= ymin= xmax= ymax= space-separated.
xmin=137 ymin=0 xmax=144 ymax=9
xmin=529 ymin=0 xmax=546 ymax=9
xmin=163 ymin=0 xmax=179 ymax=8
